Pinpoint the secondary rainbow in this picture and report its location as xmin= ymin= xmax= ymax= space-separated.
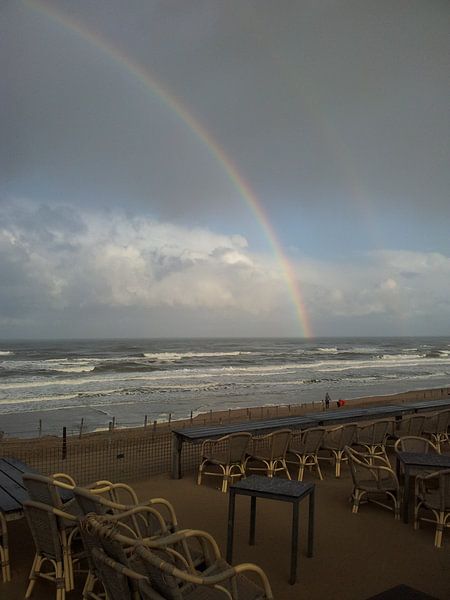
xmin=24 ymin=0 xmax=313 ymax=337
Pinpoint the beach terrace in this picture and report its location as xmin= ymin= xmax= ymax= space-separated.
xmin=0 ymin=394 xmax=449 ymax=599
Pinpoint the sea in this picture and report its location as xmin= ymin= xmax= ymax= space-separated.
xmin=1 ymin=337 xmax=450 ymax=437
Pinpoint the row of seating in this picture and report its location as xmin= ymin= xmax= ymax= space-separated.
xmin=197 ymin=410 xmax=450 ymax=492
xmin=21 ymin=473 xmax=273 ymax=599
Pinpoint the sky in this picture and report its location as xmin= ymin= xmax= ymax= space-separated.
xmin=1 ymin=0 xmax=450 ymax=338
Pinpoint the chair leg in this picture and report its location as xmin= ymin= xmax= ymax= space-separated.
xmin=315 ymin=457 xmax=323 ymax=481
xmin=282 ymin=460 xmax=291 ymax=480
xmin=25 ymin=554 xmax=41 ymax=599
xmin=298 ymin=461 xmax=305 ymax=482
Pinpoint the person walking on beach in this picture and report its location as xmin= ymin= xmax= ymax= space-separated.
xmin=325 ymin=392 xmax=331 ymax=410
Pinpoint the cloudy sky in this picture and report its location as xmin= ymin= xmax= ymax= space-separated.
xmin=1 ymin=0 xmax=450 ymax=338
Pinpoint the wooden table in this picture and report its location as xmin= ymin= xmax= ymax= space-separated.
xmin=226 ymin=475 xmax=315 ymax=585
xmin=395 ymin=452 xmax=450 ymax=524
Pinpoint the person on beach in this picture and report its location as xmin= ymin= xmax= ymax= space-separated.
xmin=325 ymin=392 xmax=331 ymax=409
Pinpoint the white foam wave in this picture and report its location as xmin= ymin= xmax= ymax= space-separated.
xmin=0 ymin=350 xmax=13 ymax=356
xmin=142 ymin=351 xmax=252 ymax=360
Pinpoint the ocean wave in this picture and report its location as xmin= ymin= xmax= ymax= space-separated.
xmin=0 ymin=350 xmax=13 ymax=356
xmin=142 ymin=351 xmax=253 ymax=360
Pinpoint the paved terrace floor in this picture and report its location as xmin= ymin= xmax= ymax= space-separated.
xmin=2 ymin=454 xmax=449 ymax=600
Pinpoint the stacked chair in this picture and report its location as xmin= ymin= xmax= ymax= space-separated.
xmin=22 ymin=471 xmax=273 ymax=599
xmin=81 ymin=513 xmax=273 ymax=599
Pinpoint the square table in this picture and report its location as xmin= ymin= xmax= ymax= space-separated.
xmin=395 ymin=452 xmax=450 ymax=524
xmin=226 ymin=475 xmax=315 ymax=585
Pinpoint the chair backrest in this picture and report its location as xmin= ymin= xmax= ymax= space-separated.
xmin=23 ymin=500 xmax=63 ymax=561
xmin=23 ymin=473 xmax=65 ymax=509
xmin=132 ymin=544 xmax=185 ymax=600
xmin=91 ymin=548 xmax=146 ymax=600
xmin=422 ymin=410 xmax=450 ymax=435
xmin=299 ymin=427 xmax=326 ymax=453
xmin=226 ymin=432 xmax=252 ymax=463
xmin=357 ymin=420 xmax=391 ymax=445
xmin=397 ymin=415 xmax=425 ymax=436
xmin=266 ymin=429 xmax=292 ymax=459
xmin=73 ymin=485 xmax=112 ymax=516
xmin=418 ymin=469 xmax=450 ymax=512
xmin=344 ymin=446 xmax=395 ymax=487
xmin=394 ymin=436 xmax=438 ymax=454
xmin=326 ymin=423 xmax=357 ymax=449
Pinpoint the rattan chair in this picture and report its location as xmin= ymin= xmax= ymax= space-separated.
xmin=355 ymin=420 xmax=391 ymax=458
xmin=422 ymin=410 xmax=450 ymax=452
xmin=0 ymin=511 xmax=9 ymax=582
xmin=23 ymin=500 xmax=83 ymax=599
xmin=82 ymin=513 xmax=273 ymax=599
xmin=394 ymin=436 xmax=439 ymax=454
xmin=414 ymin=469 xmax=450 ymax=548
xmin=393 ymin=414 xmax=426 ymax=438
xmin=244 ymin=429 xmax=292 ymax=479
xmin=197 ymin=432 xmax=252 ymax=493
xmin=320 ymin=423 xmax=357 ymax=478
xmin=345 ymin=446 xmax=401 ymax=519
xmin=89 ymin=547 xmax=149 ymax=600
xmin=132 ymin=533 xmax=274 ymax=599
xmin=79 ymin=506 xmax=167 ymax=599
xmin=286 ymin=427 xmax=326 ymax=481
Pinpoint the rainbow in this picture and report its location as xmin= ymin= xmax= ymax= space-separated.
xmin=23 ymin=0 xmax=313 ymax=337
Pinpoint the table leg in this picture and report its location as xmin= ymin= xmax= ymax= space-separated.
xmin=171 ymin=434 xmax=183 ymax=479
xmin=290 ymin=501 xmax=299 ymax=585
xmin=307 ymin=487 xmax=314 ymax=558
xmin=226 ymin=490 xmax=236 ymax=564
xmin=403 ymin=465 xmax=410 ymax=524
xmin=249 ymin=496 xmax=256 ymax=545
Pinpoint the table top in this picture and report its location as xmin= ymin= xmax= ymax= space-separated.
xmin=230 ymin=475 xmax=314 ymax=500
xmin=396 ymin=452 xmax=450 ymax=468
xmin=173 ymin=416 xmax=319 ymax=440
xmin=365 ymin=584 xmax=440 ymax=600
xmin=0 ymin=457 xmax=37 ymax=515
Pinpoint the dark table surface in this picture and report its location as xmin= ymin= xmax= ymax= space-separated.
xmin=0 ymin=457 xmax=72 ymax=518
xmin=365 ymin=584 xmax=440 ymax=600
xmin=231 ymin=474 xmax=314 ymax=499
xmin=396 ymin=452 xmax=450 ymax=468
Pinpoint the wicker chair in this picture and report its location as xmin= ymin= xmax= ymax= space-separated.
xmin=244 ymin=429 xmax=292 ymax=479
xmin=0 ymin=511 xmax=9 ymax=582
xmin=344 ymin=446 xmax=401 ymax=519
xmin=89 ymin=547 xmax=149 ymax=600
xmin=83 ymin=513 xmax=273 ymax=599
xmin=355 ymin=420 xmax=391 ymax=458
xmin=422 ymin=410 xmax=450 ymax=452
xmin=197 ymin=432 xmax=252 ymax=493
xmin=414 ymin=469 xmax=450 ymax=548
xmin=320 ymin=423 xmax=357 ymax=478
xmin=133 ymin=533 xmax=274 ymax=600
xmin=23 ymin=500 xmax=83 ymax=599
xmin=80 ymin=506 xmax=171 ymax=599
xmin=394 ymin=436 xmax=439 ymax=454
xmin=393 ymin=414 xmax=426 ymax=438
xmin=286 ymin=427 xmax=326 ymax=481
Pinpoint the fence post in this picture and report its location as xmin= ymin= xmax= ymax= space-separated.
xmin=79 ymin=418 xmax=84 ymax=439
xmin=62 ymin=427 xmax=67 ymax=460
xmin=190 ymin=410 xmax=193 ymax=424
xmin=144 ymin=415 xmax=148 ymax=429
